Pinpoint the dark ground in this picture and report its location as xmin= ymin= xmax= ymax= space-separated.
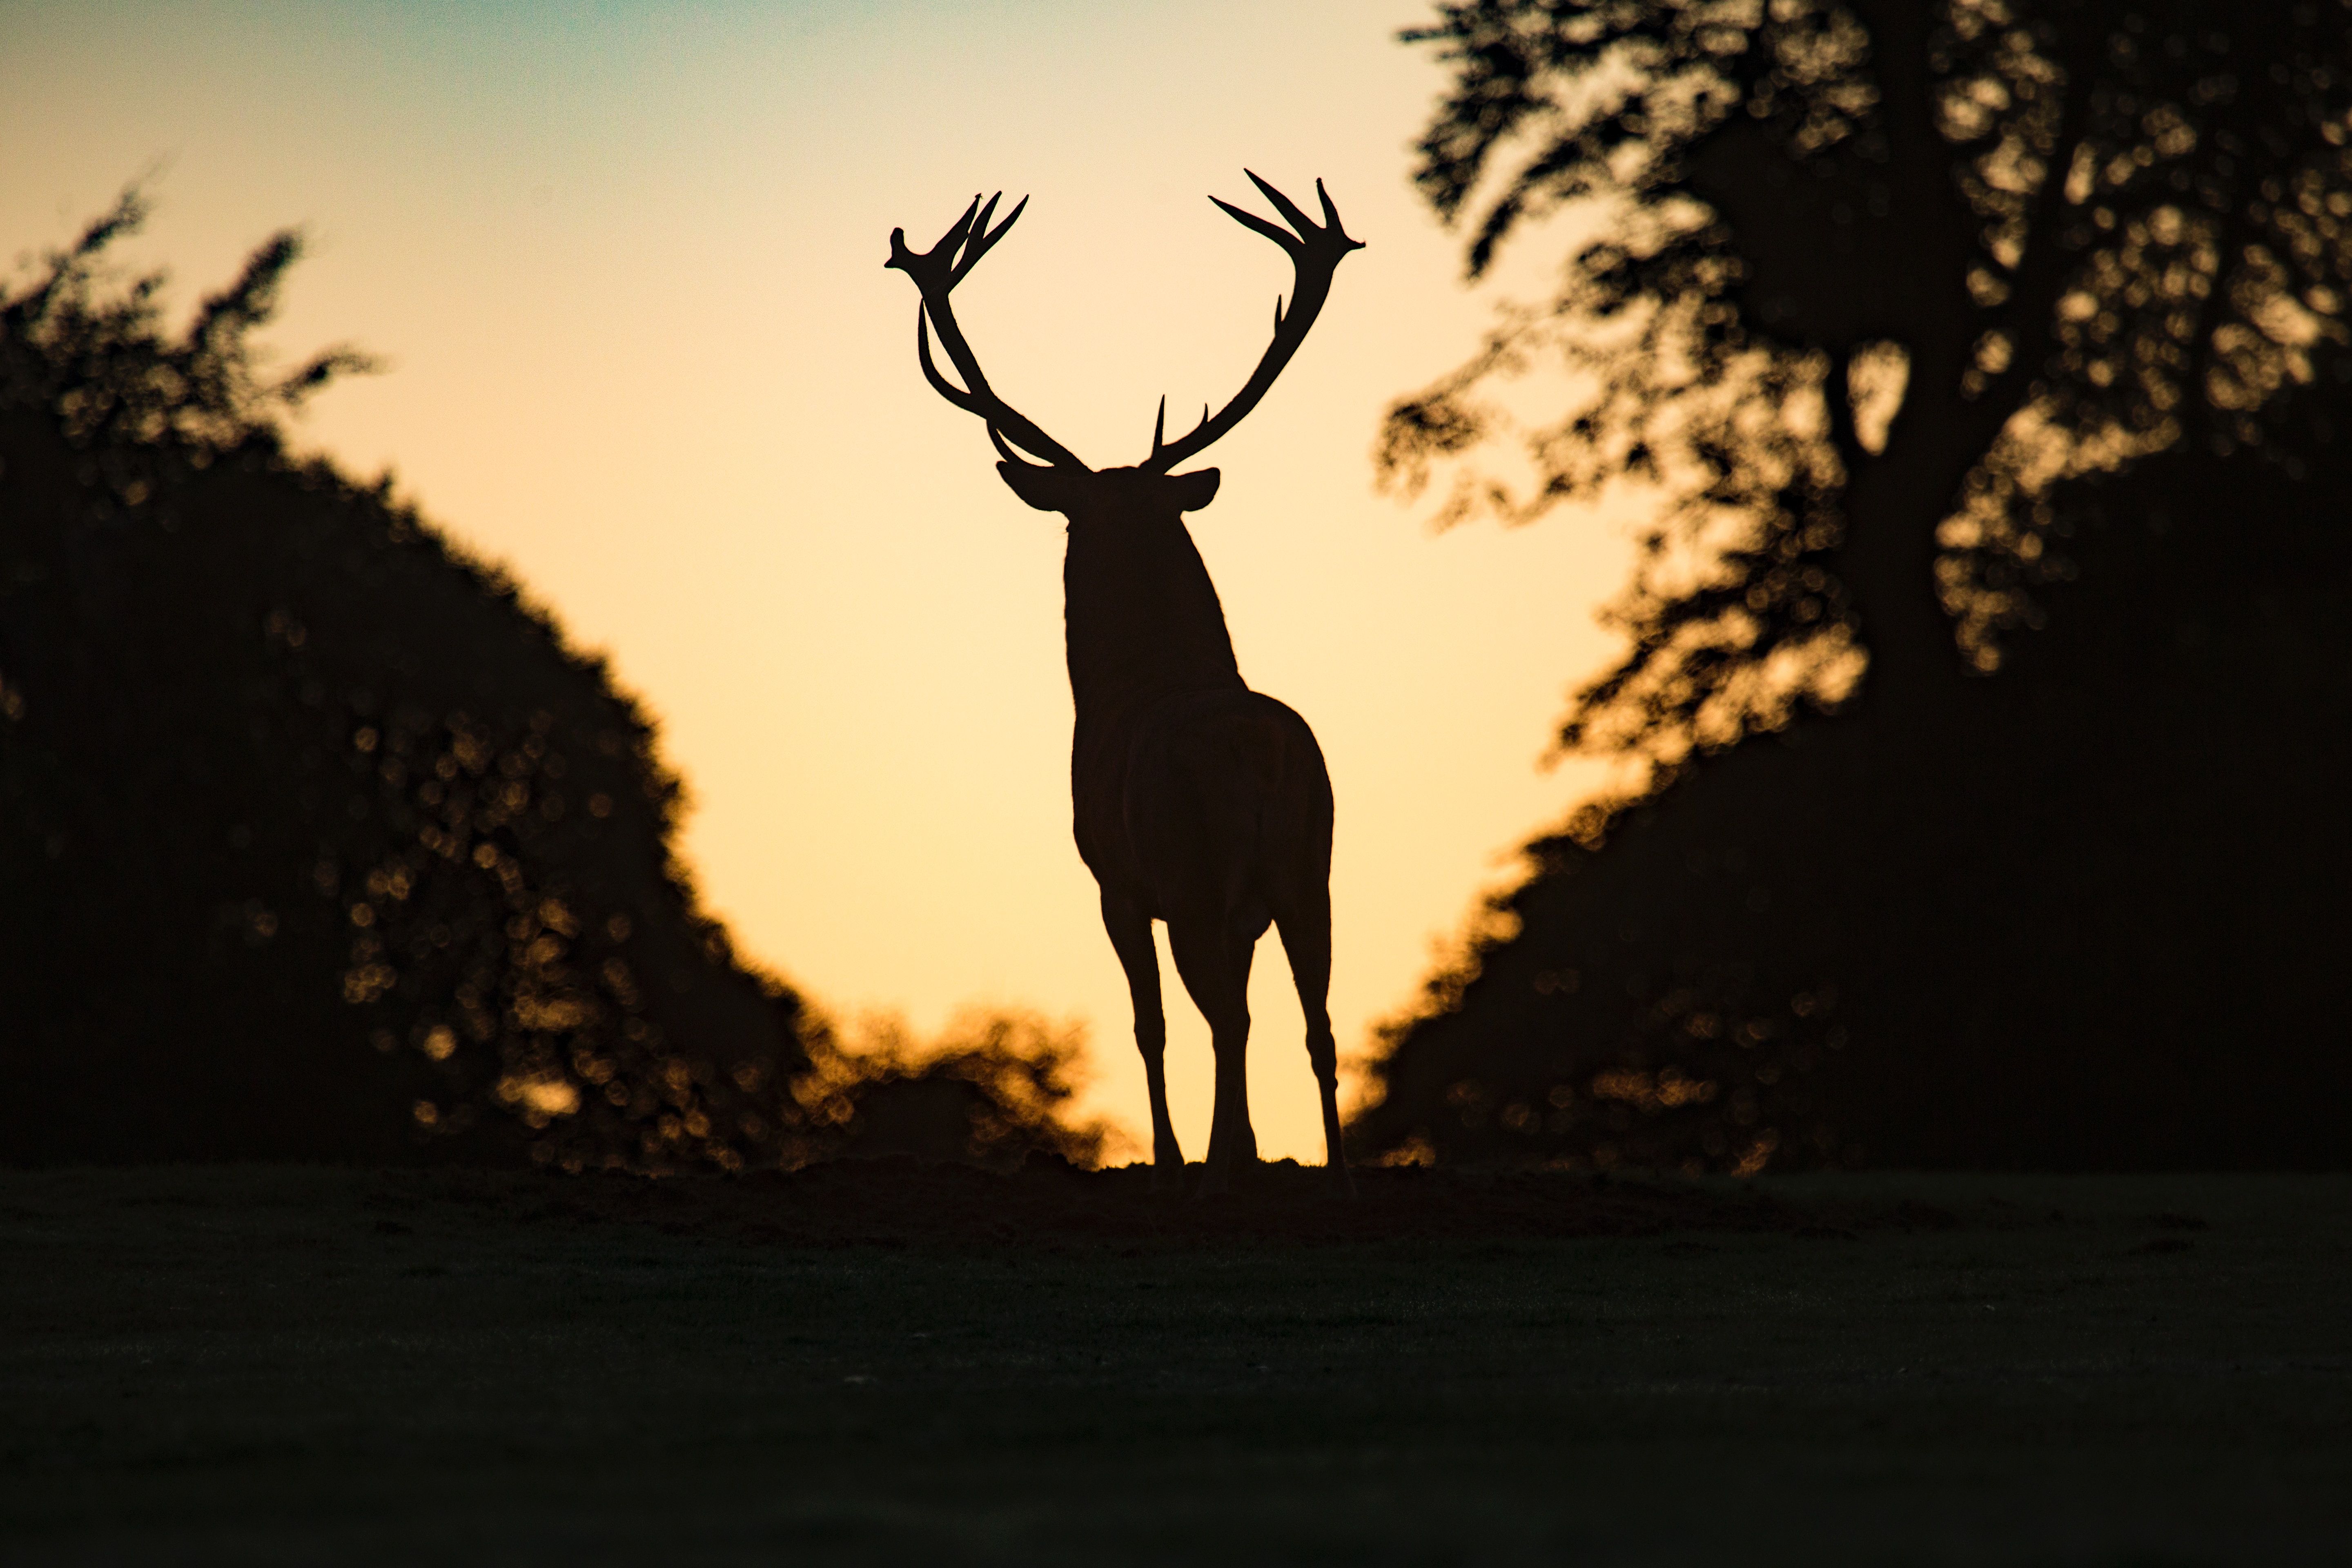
xmin=3 ymin=1160 xmax=2347 ymax=1566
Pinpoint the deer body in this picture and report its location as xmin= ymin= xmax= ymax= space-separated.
xmin=889 ymin=177 xmax=1360 ymax=1194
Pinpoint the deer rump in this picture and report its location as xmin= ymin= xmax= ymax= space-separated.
xmin=1078 ymin=689 xmax=1332 ymax=940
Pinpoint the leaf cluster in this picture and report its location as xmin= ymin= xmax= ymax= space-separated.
xmin=1 ymin=187 xmax=375 ymax=455
xmin=1384 ymin=0 xmax=2352 ymax=774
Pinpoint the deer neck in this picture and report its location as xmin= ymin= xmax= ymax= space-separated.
xmin=1061 ymin=514 xmax=1245 ymax=726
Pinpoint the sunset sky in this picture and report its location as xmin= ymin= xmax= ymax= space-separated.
xmin=1 ymin=0 xmax=1639 ymax=1162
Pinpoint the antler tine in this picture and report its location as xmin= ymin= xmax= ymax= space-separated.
xmin=1209 ymin=193 xmax=1302 ymax=256
xmin=951 ymin=194 xmax=1027 ymax=285
xmin=927 ymin=193 xmax=987 ymax=267
xmin=888 ymin=192 xmax=1085 ymax=470
xmin=987 ymin=423 xmax=1046 ymax=470
xmin=958 ymin=191 xmax=1000 ymax=261
xmin=1147 ymin=400 xmax=1213 ymax=466
xmin=1245 ymin=168 xmax=1318 ymax=239
xmin=1140 ymin=174 xmax=1363 ymax=473
xmin=915 ymin=308 xmax=980 ymax=414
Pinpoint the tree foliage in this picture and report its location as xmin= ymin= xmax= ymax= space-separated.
xmin=0 ymin=195 xmax=819 ymax=1169
xmin=1382 ymin=0 xmax=2352 ymax=771
xmin=1356 ymin=2 xmax=2352 ymax=1173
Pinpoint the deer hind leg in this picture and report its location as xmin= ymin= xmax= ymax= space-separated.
xmin=1274 ymin=889 xmax=1354 ymax=1198
xmin=1166 ymin=912 xmax=1258 ymax=1198
xmin=1100 ymin=889 xmax=1183 ymax=1186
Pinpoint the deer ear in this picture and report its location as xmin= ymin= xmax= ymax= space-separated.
xmin=1171 ymin=468 xmax=1221 ymax=513
xmin=996 ymin=461 xmax=1075 ymax=512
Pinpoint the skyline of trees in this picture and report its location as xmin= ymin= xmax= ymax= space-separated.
xmin=11 ymin=2 xmax=2351 ymax=1174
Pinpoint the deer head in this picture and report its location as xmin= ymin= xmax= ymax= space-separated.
xmin=884 ymin=173 xmax=1363 ymax=524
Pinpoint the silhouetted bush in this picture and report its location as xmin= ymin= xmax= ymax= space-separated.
xmin=795 ymin=1010 xmax=1120 ymax=1170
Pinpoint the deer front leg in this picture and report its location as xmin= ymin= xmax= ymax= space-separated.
xmin=1167 ymin=916 xmax=1257 ymax=1198
xmin=1100 ymin=889 xmax=1183 ymax=1187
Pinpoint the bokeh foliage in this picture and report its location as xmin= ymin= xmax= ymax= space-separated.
xmin=0 ymin=194 xmax=1108 ymax=1172
xmin=1357 ymin=1 xmax=2352 ymax=1172
xmin=797 ymin=1010 xmax=1118 ymax=1171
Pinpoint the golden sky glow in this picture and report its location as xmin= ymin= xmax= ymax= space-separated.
xmin=2 ymin=0 xmax=1639 ymax=1162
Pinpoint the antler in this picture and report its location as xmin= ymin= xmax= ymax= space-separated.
xmin=1141 ymin=173 xmax=1363 ymax=474
xmin=886 ymin=194 xmax=1085 ymax=470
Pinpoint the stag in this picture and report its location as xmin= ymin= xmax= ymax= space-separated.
xmin=887 ymin=174 xmax=1361 ymax=1196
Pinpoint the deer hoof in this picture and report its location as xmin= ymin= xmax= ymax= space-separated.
xmin=1197 ymin=1151 xmax=1256 ymax=1200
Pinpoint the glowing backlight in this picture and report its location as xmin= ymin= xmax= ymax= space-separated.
xmin=0 ymin=0 xmax=1639 ymax=1162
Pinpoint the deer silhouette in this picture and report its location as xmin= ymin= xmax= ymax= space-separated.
xmin=887 ymin=174 xmax=1361 ymax=1196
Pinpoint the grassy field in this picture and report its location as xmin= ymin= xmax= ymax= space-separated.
xmin=2 ymin=1162 xmax=2347 ymax=1566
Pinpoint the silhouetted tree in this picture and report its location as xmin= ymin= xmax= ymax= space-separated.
xmin=1357 ymin=2 xmax=2352 ymax=1171
xmin=0 ymin=193 xmax=817 ymax=1169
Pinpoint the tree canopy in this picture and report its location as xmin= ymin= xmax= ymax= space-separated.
xmin=1356 ymin=1 xmax=2352 ymax=1173
xmin=0 ymin=194 xmax=825 ymax=1167
xmin=1382 ymin=0 xmax=2352 ymax=768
